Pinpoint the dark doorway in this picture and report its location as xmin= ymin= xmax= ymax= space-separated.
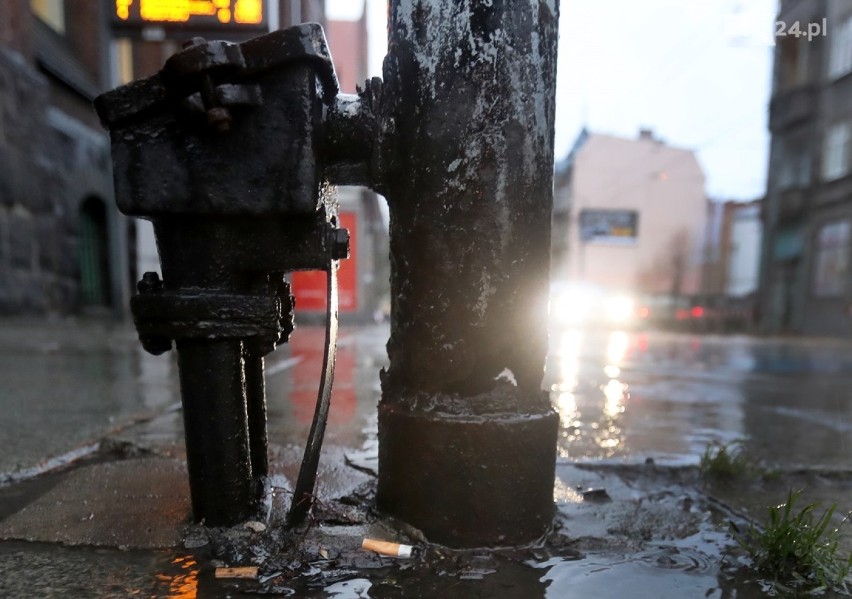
xmin=78 ymin=197 xmax=111 ymax=307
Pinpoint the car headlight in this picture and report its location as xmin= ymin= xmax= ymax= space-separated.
xmin=605 ymin=295 xmax=634 ymax=323
xmin=552 ymin=290 xmax=595 ymax=323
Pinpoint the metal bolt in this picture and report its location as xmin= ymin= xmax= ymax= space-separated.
xmin=207 ymin=106 xmax=233 ymax=133
xmin=332 ymin=228 xmax=350 ymax=260
xmin=136 ymin=272 xmax=171 ymax=355
xmin=139 ymin=334 xmax=173 ymax=356
xmin=137 ymin=271 xmax=163 ymax=294
xmin=182 ymin=37 xmax=207 ymax=49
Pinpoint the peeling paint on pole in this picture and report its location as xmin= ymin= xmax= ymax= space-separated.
xmin=377 ymin=0 xmax=561 ymax=547
xmin=380 ymin=0 xmax=559 ymax=395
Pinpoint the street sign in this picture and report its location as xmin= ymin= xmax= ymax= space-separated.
xmin=579 ymin=209 xmax=639 ymax=245
xmin=111 ymin=0 xmax=268 ymax=34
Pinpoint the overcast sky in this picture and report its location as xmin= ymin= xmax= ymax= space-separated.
xmin=329 ymin=0 xmax=777 ymax=201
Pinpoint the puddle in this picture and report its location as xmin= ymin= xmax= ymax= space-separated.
xmin=0 ymin=541 xmax=197 ymax=598
xmin=4 ymin=324 xmax=852 ymax=596
xmin=544 ymin=328 xmax=852 ymax=469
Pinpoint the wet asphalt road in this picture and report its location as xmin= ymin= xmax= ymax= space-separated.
xmin=1 ymin=318 xmax=852 ymax=597
xmin=545 ymin=327 xmax=852 ymax=469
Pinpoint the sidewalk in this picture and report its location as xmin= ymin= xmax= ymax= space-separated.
xmin=1 ymin=319 xmax=851 ymax=597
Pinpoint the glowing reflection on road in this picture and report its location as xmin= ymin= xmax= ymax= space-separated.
xmin=551 ymin=328 xmax=632 ymax=459
xmin=607 ymin=331 xmax=630 ymax=365
xmin=556 ymin=330 xmax=583 ymax=393
xmin=555 ymin=391 xmax=579 ymax=430
xmin=154 ymin=555 xmax=198 ymax=599
xmin=603 ymin=379 xmax=626 ymax=418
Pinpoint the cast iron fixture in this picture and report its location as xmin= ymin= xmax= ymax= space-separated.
xmin=95 ymin=24 xmax=353 ymax=527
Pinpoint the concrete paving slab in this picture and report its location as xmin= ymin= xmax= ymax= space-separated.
xmin=0 ymin=457 xmax=190 ymax=549
xmin=0 ymin=541 xmax=168 ymax=598
xmin=0 ymin=318 xmax=181 ymax=478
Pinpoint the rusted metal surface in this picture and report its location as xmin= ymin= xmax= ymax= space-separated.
xmin=95 ymin=25 xmax=349 ymax=527
xmin=375 ymin=0 xmax=561 ymax=546
xmin=380 ymin=0 xmax=559 ymax=395
xmin=94 ymin=24 xmax=338 ymax=217
xmin=176 ymin=339 xmax=256 ymax=524
xmin=95 ymin=3 xmax=560 ymax=542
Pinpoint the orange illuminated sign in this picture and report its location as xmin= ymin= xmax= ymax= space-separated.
xmin=112 ymin=0 xmax=267 ymax=33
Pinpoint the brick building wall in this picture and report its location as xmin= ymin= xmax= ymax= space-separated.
xmin=0 ymin=1 xmax=123 ymax=315
xmin=0 ymin=47 xmax=54 ymax=311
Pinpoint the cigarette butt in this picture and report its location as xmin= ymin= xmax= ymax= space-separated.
xmin=361 ymin=538 xmax=413 ymax=558
xmin=214 ymin=566 xmax=259 ymax=579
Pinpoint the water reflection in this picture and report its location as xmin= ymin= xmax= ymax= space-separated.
xmin=265 ymin=326 xmax=384 ymax=449
xmin=556 ymin=330 xmax=582 ymax=392
xmin=553 ymin=474 xmax=583 ymax=503
xmin=325 ymin=578 xmax=372 ymax=597
xmin=546 ymin=327 xmax=852 ymax=468
xmin=604 ymin=364 xmax=620 ymax=379
xmin=603 ymin=380 xmax=626 ymax=416
xmin=335 ymin=554 xmax=552 ymax=598
xmin=606 ymin=331 xmax=630 ymax=365
xmin=154 ymin=555 xmax=199 ymax=599
xmin=554 ymin=327 xmax=748 ymax=461
xmin=550 ymin=329 xmax=633 ymax=459
xmin=538 ymin=547 xmax=722 ymax=598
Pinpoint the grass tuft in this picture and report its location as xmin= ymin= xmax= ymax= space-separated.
xmin=699 ymin=441 xmax=755 ymax=483
xmin=734 ymin=489 xmax=852 ymax=595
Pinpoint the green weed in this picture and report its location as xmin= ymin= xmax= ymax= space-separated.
xmin=700 ymin=441 xmax=755 ymax=483
xmin=734 ymin=489 xmax=852 ymax=595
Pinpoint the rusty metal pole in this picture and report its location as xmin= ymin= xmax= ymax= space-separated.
xmin=376 ymin=0 xmax=561 ymax=547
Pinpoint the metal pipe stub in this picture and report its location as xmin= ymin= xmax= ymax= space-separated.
xmin=377 ymin=389 xmax=558 ymax=547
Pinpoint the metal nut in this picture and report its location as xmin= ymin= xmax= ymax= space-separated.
xmin=137 ymin=271 xmax=163 ymax=294
xmin=139 ymin=334 xmax=173 ymax=356
xmin=332 ymin=228 xmax=350 ymax=260
xmin=207 ymin=107 xmax=233 ymax=133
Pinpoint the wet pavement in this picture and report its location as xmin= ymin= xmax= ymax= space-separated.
xmin=1 ymin=318 xmax=852 ymax=597
xmin=545 ymin=328 xmax=852 ymax=469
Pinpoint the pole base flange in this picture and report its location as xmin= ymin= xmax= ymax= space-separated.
xmin=376 ymin=393 xmax=558 ymax=548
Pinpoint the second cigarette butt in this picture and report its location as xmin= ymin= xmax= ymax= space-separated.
xmin=361 ymin=538 xmax=414 ymax=558
xmin=214 ymin=566 xmax=259 ymax=579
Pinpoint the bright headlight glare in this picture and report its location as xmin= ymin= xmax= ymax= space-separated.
xmin=606 ymin=295 xmax=634 ymax=323
xmin=553 ymin=290 xmax=594 ymax=323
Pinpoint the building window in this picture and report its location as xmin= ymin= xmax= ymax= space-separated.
xmin=822 ymin=122 xmax=852 ymax=181
xmin=812 ymin=221 xmax=850 ymax=297
xmin=115 ymin=39 xmax=134 ymax=85
xmin=30 ymin=0 xmax=65 ymax=33
xmin=829 ymin=16 xmax=852 ymax=79
xmin=778 ymin=140 xmax=811 ymax=189
xmin=778 ymin=35 xmax=810 ymax=90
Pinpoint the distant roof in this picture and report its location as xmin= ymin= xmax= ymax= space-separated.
xmin=554 ymin=127 xmax=589 ymax=175
xmin=556 ymin=127 xmax=700 ymax=176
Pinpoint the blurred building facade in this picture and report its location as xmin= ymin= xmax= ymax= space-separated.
xmin=553 ymin=128 xmax=707 ymax=300
xmin=0 ymin=0 xmax=124 ymax=316
xmin=759 ymin=0 xmax=852 ymax=335
xmin=0 ymin=1 xmax=390 ymax=321
xmin=121 ymin=1 xmax=389 ymax=323
xmin=700 ymin=199 xmax=762 ymax=330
